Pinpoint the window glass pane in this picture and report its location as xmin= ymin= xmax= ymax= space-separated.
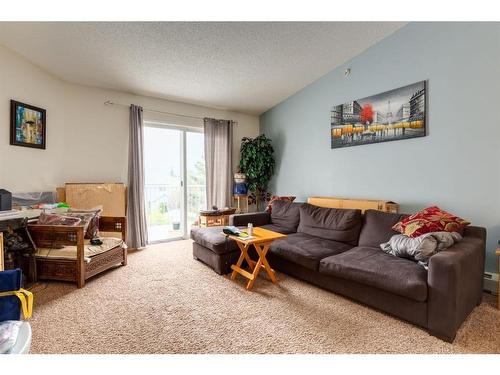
xmin=144 ymin=127 xmax=182 ymax=241
xmin=186 ymin=131 xmax=206 ymax=232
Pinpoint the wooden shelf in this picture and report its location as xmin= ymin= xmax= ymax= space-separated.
xmin=233 ymin=195 xmax=249 ymax=214
xmin=199 ymin=214 xmax=230 ymax=227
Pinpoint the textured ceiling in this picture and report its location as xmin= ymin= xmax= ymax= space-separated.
xmin=0 ymin=22 xmax=405 ymax=115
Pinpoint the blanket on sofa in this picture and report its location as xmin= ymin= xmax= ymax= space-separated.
xmin=380 ymin=231 xmax=462 ymax=267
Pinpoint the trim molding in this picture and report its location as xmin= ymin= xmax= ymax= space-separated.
xmin=484 ymin=272 xmax=499 ymax=295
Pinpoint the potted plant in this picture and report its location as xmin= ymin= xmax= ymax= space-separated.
xmin=238 ymin=135 xmax=275 ymax=210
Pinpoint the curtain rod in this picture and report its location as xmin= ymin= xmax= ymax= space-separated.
xmin=104 ymin=101 xmax=238 ymax=124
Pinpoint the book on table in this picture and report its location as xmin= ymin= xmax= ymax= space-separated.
xmin=222 ymin=226 xmax=254 ymax=239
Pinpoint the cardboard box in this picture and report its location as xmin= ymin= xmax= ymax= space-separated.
xmin=56 ymin=187 xmax=66 ymax=203
xmin=64 ymin=183 xmax=127 ymax=217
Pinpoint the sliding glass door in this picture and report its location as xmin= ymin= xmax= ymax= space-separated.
xmin=144 ymin=124 xmax=205 ymax=242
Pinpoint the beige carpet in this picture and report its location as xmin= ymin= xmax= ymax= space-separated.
xmin=28 ymin=240 xmax=500 ymax=354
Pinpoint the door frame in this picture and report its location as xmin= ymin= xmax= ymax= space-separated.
xmin=144 ymin=121 xmax=204 ymax=243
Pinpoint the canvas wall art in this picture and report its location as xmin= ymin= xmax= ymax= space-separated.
xmin=10 ymin=100 xmax=46 ymax=149
xmin=331 ymin=81 xmax=426 ymax=149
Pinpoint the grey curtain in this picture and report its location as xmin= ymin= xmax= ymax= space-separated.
xmin=127 ymin=105 xmax=148 ymax=249
xmin=204 ymin=118 xmax=233 ymax=209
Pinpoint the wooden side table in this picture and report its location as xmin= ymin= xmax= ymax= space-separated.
xmin=199 ymin=214 xmax=228 ymax=227
xmin=233 ymin=194 xmax=249 ymax=214
xmin=228 ymin=227 xmax=287 ymax=290
xmin=496 ymin=248 xmax=500 ymax=310
xmin=198 ymin=209 xmax=236 ymax=228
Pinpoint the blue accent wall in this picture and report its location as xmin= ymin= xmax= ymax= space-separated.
xmin=261 ymin=22 xmax=500 ymax=272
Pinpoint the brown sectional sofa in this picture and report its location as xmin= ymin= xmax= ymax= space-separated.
xmin=190 ymin=200 xmax=486 ymax=342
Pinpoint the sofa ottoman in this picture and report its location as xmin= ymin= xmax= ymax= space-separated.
xmin=190 ymin=226 xmax=240 ymax=274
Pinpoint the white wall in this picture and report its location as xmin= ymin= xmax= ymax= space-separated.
xmin=0 ymin=44 xmax=67 ymax=191
xmin=0 ymin=44 xmax=260 ymax=192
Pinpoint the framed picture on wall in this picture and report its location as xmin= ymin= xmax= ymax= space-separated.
xmin=331 ymin=80 xmax=427 ymax=149
xmin=10 ymin=100 xmax=46 ymax=149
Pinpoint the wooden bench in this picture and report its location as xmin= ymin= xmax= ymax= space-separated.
xmin=29 ymin=216 xmax=126 ymax=288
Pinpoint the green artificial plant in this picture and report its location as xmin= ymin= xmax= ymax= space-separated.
xmin=238 ymin=135 xmax=275 ymax=208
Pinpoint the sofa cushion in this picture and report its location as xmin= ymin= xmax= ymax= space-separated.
xmin=230 ymin=212 xmax=270 ymax=227
xmin=392 ymin=206 xmax=470 ymax=238
xmin=266 ymin=195 xmax=296 ymax=213
xmin=35 ymin=237 xmax=125 ymax=263
xmin=190 ymin=226 xmax=238 ymax=255
xmin=319 ymin=246 xmax=428 ymax=302
xmin=269 ymin=232 xmax=353 ymax=271
xmin=358 ymin=210 xmax=409 ymax=248
xmin=269 ymin=200 xmax=301 ymax=233
xmin=260 ymin=224 xmax=296 ymax=235
xmin=297 ymin=203 xmax=362 ymax=245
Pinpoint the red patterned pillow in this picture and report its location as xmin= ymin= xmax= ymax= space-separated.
xmin=38 ymin=212 xmax=82 ymax=226
xmin=392 ymin=206 xmax=470 ymax=238
xmin=68 ymin=206 xmax=102 ymax=239
xmin=265 ymin=196 xmax=296 ymax=213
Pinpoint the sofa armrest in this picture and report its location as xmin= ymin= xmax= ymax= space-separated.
xmin=229 ymin=212 xmax=271 ymax=227
xmin=28 ymin=224 xmax=85 ymax=248
xmin=427 ymin=226 xmax=486 ymax=342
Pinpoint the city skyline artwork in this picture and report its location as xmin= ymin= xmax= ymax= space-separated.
xmin=331 ymin=80 xmax=426 ymax=149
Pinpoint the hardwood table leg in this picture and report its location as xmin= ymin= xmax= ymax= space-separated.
xmin=246 ymin=251 xmax=263 ymax=290
xmin=245 ymin=242 xmax=276 ymax=290
xmin=231 ymin=242 xmax=249 ymax=280
xmin=254 ymin=243 xmax=276 ymax=283
xmin=230 ymin=237 xmax=280 ymax=290
xmin=241 ymin=247 xmax=255 ymax=271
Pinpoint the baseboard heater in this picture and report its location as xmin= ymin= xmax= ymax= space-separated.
xmin=484 ymin=272 xmax=499 ymax=295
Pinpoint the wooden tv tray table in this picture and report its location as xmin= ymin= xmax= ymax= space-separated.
xmin=228 ymin=227 xmax=286 ymax=290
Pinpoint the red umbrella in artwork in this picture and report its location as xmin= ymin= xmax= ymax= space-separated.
xmin=360 ymin=104 xmax=373 ymax=124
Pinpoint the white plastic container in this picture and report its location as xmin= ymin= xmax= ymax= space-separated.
xmin=3 ymin=322 xmax=31 ymax=354
xmin=247 ymin=223 xmax=253 ymax=236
